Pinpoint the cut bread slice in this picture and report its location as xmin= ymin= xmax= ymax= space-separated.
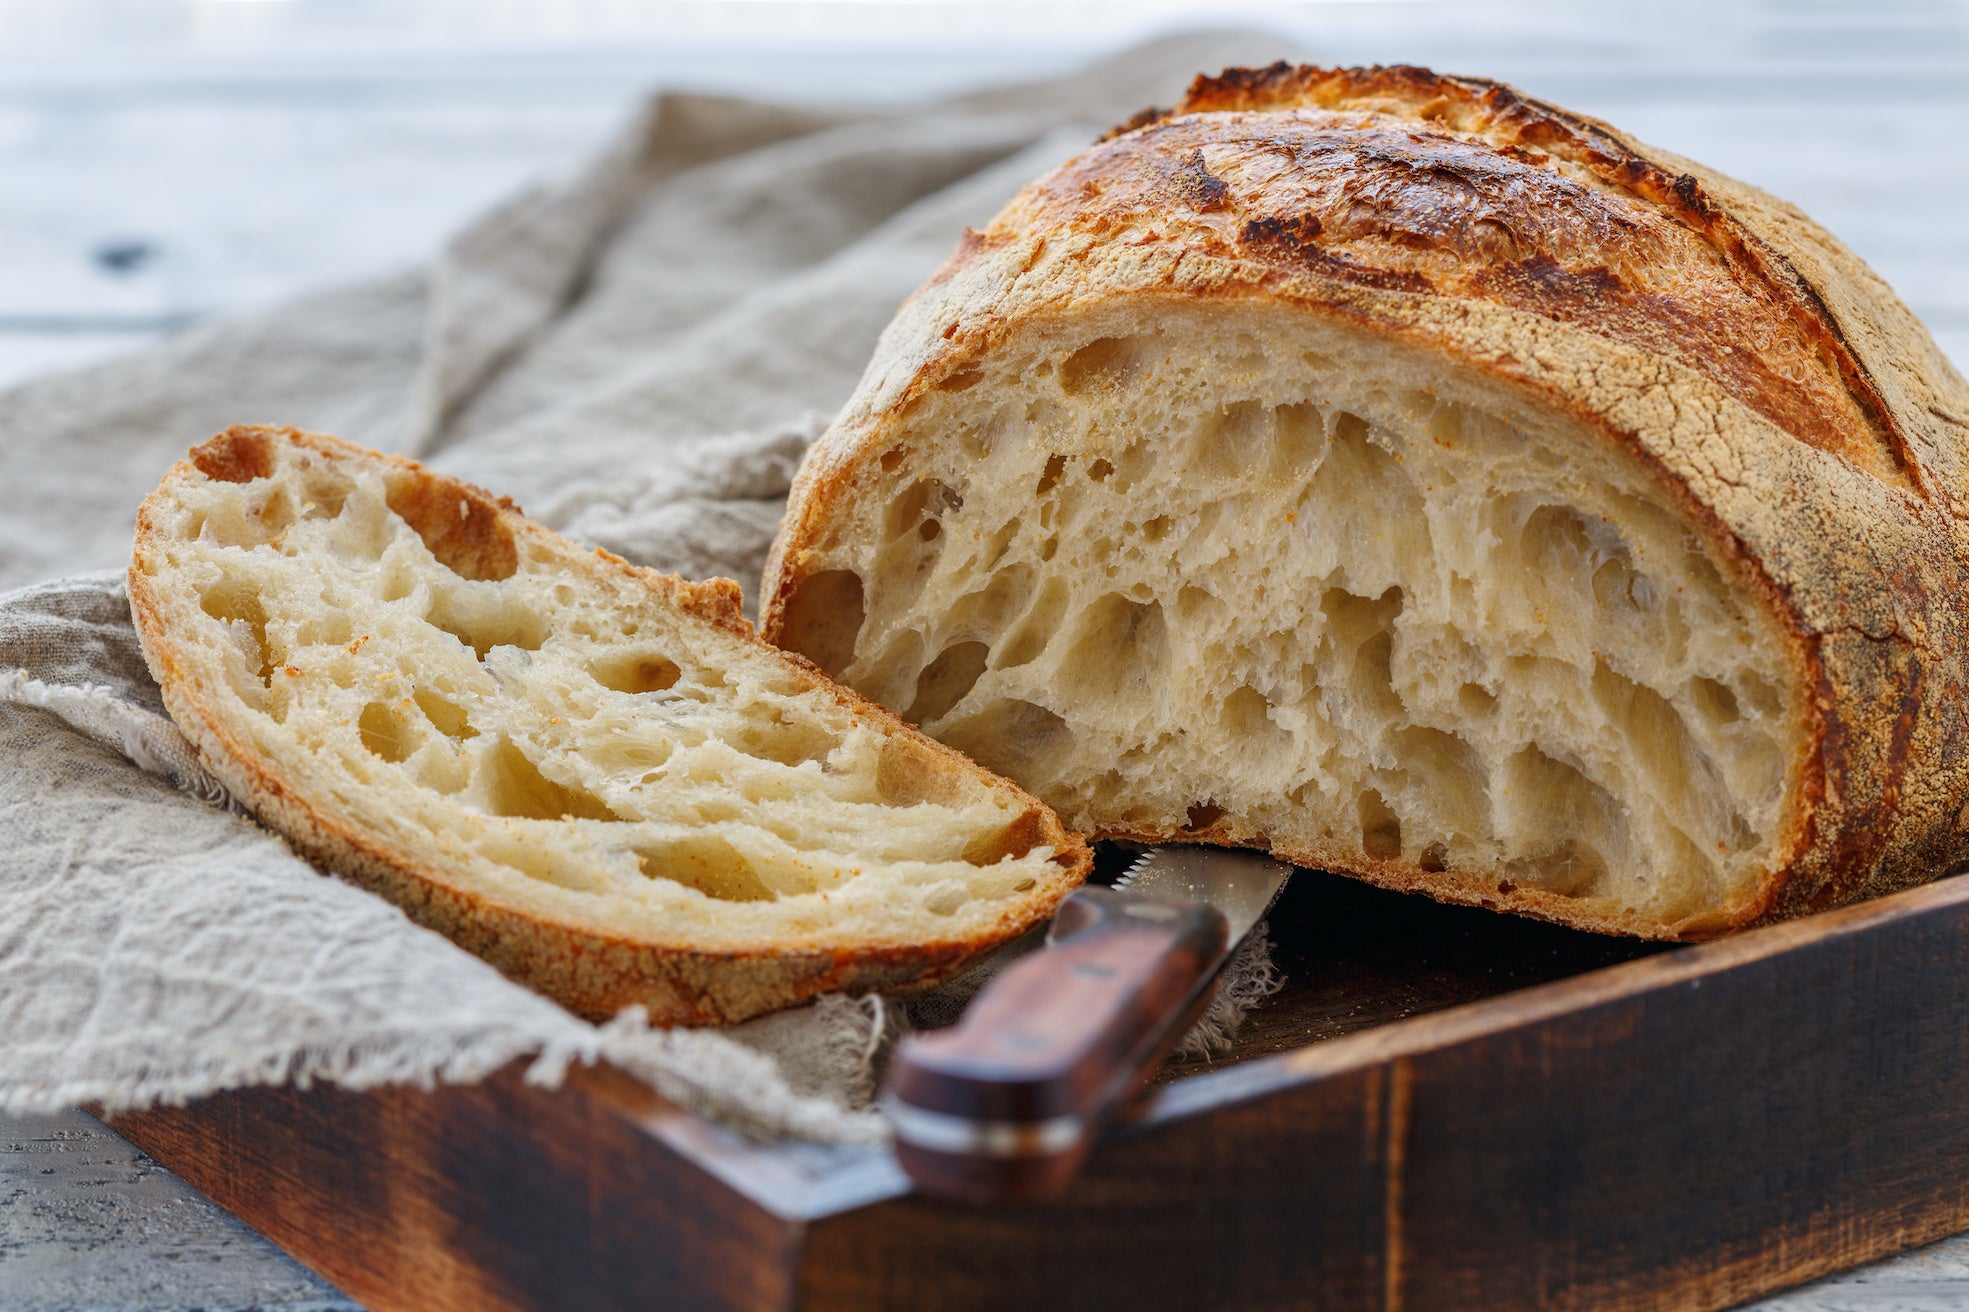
xmin=762 ymin=65 xmax=1969 ymax=940
xmin=129 ymin=425 xmax=1089 ymax=1024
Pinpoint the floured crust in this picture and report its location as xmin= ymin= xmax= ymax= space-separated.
xmin=761 ymin=64 xmax=1969 ymax=940
xmin=131 ymin=425 xmax=1090 ymax=1024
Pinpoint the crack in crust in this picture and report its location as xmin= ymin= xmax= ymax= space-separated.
xmin=1016 ymin=63 xmax=1913 ymax=489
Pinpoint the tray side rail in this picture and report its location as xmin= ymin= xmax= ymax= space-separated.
xmin=109 ymin=1063 xmax=805 ymax=1312
xmin=797 ymin=872 xmax=1969 ymax=1311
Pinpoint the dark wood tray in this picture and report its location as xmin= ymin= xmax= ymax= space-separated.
xmin=108 ymin=864 xmax=1969 ymax=1311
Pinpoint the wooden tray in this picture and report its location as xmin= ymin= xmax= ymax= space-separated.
xmin=107 ymin=863 xmax=1969 ymax=1312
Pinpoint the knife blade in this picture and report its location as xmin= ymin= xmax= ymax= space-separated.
xmin=882 ymin=846 xmax=1290 ymax=1202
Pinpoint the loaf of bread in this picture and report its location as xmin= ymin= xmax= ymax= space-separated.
xmin=761 ymin=64 xmax=1969 ymax=940
xmin=129 ymin=426 xmax=1088 ymax=1023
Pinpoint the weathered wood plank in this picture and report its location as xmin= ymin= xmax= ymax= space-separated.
xmin=109 ymin=1066 xmax=803 ymax=1312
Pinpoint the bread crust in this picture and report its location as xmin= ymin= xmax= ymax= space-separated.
xmin=761 ymin=65 xmax=1969 ymax=940
xmin=132 ymin=425 xmax=1090 ymax=1024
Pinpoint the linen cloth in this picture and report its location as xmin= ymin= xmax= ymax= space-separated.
xmin=0 ymin=33 xmax=1294 ymax=1145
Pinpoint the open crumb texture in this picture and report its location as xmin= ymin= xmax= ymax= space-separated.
xmin=130 ymin=425 xmax=1088 ymax=1024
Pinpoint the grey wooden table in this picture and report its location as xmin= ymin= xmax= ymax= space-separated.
xmin=3 ymin=2 xmax=1967 ymax=1308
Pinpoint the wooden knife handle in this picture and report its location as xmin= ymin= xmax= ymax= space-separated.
xmin=884 ymin=885 xmax=1229 ymax=1202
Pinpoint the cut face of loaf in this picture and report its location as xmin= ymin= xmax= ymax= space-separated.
xmin=129 ymin=426 xmax=1088 ymax=1024
xmin=765 ymin=65 xmax=1969 ymax=940
xmin=772 ymin=307 xmax=1801 ymax=936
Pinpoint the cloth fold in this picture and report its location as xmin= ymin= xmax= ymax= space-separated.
xmin=0 ymin=31 xmax=1298 ymax=1145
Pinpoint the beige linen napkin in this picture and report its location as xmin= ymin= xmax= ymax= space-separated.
xmin=0 ymin=33 xmax=1294 ymax=1144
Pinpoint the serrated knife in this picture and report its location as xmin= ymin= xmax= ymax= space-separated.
xmin=882 ymin=847 xmax=1290 ymax=1202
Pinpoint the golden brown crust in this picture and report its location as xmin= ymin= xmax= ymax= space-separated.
xmin=1008 ymin=63 xmax=1910 ymax=485
xmin=762 ymin=65 xmax=1969 ymax=941
xmin=132 ymin=425 xmax=1091 ymax=1024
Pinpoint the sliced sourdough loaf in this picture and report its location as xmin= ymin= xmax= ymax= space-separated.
xmin=761 ymin=64 xmax=1969 ymax=940
xmin=129 ymin=425 xmax=1088 ymax=1024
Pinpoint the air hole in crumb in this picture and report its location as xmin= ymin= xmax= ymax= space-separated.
xmin=1506 ymin=842 xmax=1611 ymax=898
xmin=732 ymin=713 xmax=837 ymax=768
xmin=962 ymin=809 xmax=1048 ymax=865
xmin=943 ymin=563 xmax=1034 ymax=638
xmin=1358 ymin=790 xmax=1402 ymax=859
xmin=1522 ymin=503 xmax=1603 ymax=576
xmin=1036 ymin=454 xmax=1067 ymax=495
xmin=256 ymin=486 xmax=297 ymax=537
xmin=1063 ymin=594 xmax=1166 ymax=703
xmin=1424 ymin=404 xmax=1464 ymax=447
xmin=1184 ymin=802 xmax=1226 ymax=832
xmin=996 ymin=579 xmax=1070 ymax=670
xmin=385 ymin=473 xmax=519 ymax=582
xmin=879 ymin=446 xmax=906 ymax=472
xmin=1175 ymin=586 xmax=1220 ymax=625
xmin=598 ymin=739 xmax=671 ymax=775
xmin=1088 ymin=458 xmax=1114 ymax=483
xmin=918 ymin=519 xmax=941 ymax=542
xmin=1497 ymin=880 xmax=1518 ymax=895
xmin=1502 ymin=747 xmax=1624 ymax=896
xmin=1333 ymin=410 xmax=1371 ymax=448
xmin=1059 ymin=335 xmax=1148 ymax=395
xmin=885 ymin=477 xmax=963 ymax=540
xmin=940 ymin=699 xmax=1069 ymax=781
xmin=1390 ymin=726 xmax=1488 ymax=831
xmin=1272 ymin=402 xmax=1327 ymax=477
xmin=590 ymin=652 xmax=683 ymax=696
xmin=938 ymin=368 xmax=984 ymax=392
xmin=295 ymin=612 xmax=352 ymax=649
xmin=1592 ymin=555 xmax=1651 ymax=613
xmin=379 ymin=558 xmax=418 ymax=603
xmin=778 ymin=570 xmax=865 ymax=676
xmin=1420 ymin=842 xmax=1449 ymax=872
xmin=1738 ymin=671 xmax=1783 ymax=717
xmin=199 ymin=584 xmax=275 ymax=689
xmin=634 ymin=836 xmax=776 ymax=901
xmin=1690 ymin=677 xmax=1741 ymax=725
xmin=1196 ymin=401 xmax=1274 ymax=479
xmin=413 ymin=689 xmax=476 ymax=738
xmin=906 ymin=641 xmax=990 ymax=725
xmin=358 ymin=702 xmax=415 ymax=764
xmin=1458 ymin=682 xmax=1499 ymax=717
xmin=1591 ymin=661 xmax=1718 ymax=810
xmin=482 ymin=738 xmax=618 ymax=822
xmin=299 ymin=472 xmax=352 ymax=520
xmin=1321 ymin=586 xmax=1403 ymax=715
xmin=426 ymin=593 xmax=547 ymax=661
xmin=1220 ymin=685 xmax=1276 ymax=741
xmin=1685 ymin=548 xmax=1730 ymax=600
